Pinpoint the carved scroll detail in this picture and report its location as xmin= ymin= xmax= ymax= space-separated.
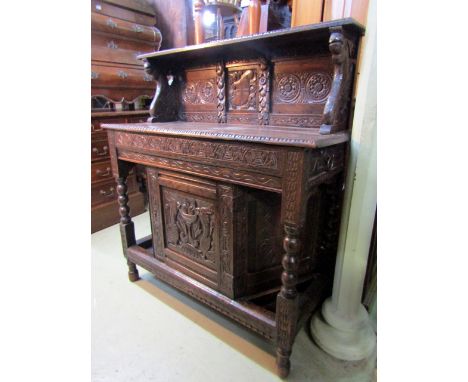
xmin=258 ymin=58 xmax=270 ymax=125
xmin=216 ymin=62 xmax=227 ymax=123
xmin=320 ymin=27 xmax=354 ymax=134
xmin=144 ymin=59 xmax=179 ymax=122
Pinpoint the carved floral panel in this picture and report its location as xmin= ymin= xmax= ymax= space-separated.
xmin=273 ymin=72 xmax=332 ymax=104
xmin=182 ymin=79 xmax=217 ymax=105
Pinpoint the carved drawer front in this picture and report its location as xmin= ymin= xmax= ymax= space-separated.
xmin=92 ymin=33 xmax=154 ymax=66
xmin=91 ymin=12 xmax=161 ymax=45
xmin=91 ymin=160 xmax=112 ymax=183
xmin=92 ymin=137 xmax=110 ymax=162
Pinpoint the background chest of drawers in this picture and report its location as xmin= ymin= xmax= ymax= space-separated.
xmin=91 ymin=0 xmax=161 ymax=233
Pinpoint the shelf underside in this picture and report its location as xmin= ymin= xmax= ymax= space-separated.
xmin=128 ymin=237 xmax=327 ymax=342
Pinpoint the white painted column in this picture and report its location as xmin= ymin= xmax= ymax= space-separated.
xmin=310 ymin=0 xmax=377 ymax=361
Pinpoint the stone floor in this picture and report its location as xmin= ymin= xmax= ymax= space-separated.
xmin=92 ymin=212 xmax=376 ymax=382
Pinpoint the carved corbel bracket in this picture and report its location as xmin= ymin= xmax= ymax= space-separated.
xmin=320 ymin=27 xmax=355 ymax=135
xmin=216 ymin=62 xmax=227 ymax=123
xmin=144 ymin=59 xmax=179 ymax=123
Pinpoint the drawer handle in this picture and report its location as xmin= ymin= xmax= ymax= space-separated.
xmin=96 ymin=167 xmax=111 ymax=177
xmin=92 ymin=146 xmax=108 ymax=156
xmin=132 ymin=24 xmax=144 ymax=33
xmin=118 ymin=71 xmax=128 ymax=79
xmin=106 ymin=18 xmax=117 ymax=29
xmin=107 ymin=40 xmax=118 ymax=49
xmin=143 ymin=74 xmax=152 ymax=82
xmin=100 ymin=187 xmax=114 ymax=197
xmin=91 ymin=71 xmax=99 ymax=80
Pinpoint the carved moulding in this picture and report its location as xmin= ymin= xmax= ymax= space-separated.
xmin=118 ymin=150 xmax=283 ymax=192
xmin=320 ymin=26 xmax=356 ymax=135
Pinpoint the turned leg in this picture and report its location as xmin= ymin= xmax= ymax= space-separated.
xmin=276 ymin=224 xmax=301 ymax=378
xmin=116 ymin=176 xmax=139 ymax=282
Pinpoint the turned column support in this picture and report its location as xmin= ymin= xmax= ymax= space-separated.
xmin=276 ymin=224 xmax=301 ymax=378
xmin=116 ymin=161 xmax=139 ymax=282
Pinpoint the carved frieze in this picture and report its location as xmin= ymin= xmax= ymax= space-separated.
xmin=273 ymin=72 xmax=332 ymax=104
xmin=180 ymin=112 xmax=218 ymax=123
xmin=269 ymin=114 xmax=323 ymax=128
xmin=163 ymin=189 xmax=216 ymax=264
xmin=115 ymin=133 xmax=280 ymax=172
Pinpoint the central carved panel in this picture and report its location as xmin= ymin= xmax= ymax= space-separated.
xmin=228 ymin=69 xmax=258 ymax=111
xmin=163 ymin=189 xmax=216 ymax=264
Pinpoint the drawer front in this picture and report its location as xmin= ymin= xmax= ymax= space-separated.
xmin=91 ymin=138 xmax=110 ymax=161
xmin=91 ymin=64 xmax=154 ymax=89
xmin=91 ymin=160 xmax=113 ymax=182
xmin=91 ymin=12 xmax=161 ymax=45
xmin=91 ymin=175 xmax=138 ymax=206
xmin=91 ymin=1 xmax=155 ymax=26
xmin=92 ymin=34 xmax=154 ymax=66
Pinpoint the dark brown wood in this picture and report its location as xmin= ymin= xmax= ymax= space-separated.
xmin=103 ymin=20 xmax=363 ymax=377
xmin=91 ymin=0 xmax=158 ymax=232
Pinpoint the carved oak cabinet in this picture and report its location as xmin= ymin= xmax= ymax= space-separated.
xmin=103 ymin=18 xmax=364 ymax=378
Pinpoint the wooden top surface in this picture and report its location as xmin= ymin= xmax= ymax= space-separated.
xmin=138 ymin=18 xmax=364 ymax=66
xmin=102 ymin=122 xmax=349 ymax=149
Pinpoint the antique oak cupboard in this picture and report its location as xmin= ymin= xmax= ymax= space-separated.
xmin=103 ymin=18 xmax=364 ymax=378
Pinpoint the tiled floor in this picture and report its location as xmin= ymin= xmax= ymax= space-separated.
xmin=92 ymin=212 xmax=376 ymax=382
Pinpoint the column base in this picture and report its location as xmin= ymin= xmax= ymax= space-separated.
xmin=310 ymin=298 xmax=376 ymax=361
